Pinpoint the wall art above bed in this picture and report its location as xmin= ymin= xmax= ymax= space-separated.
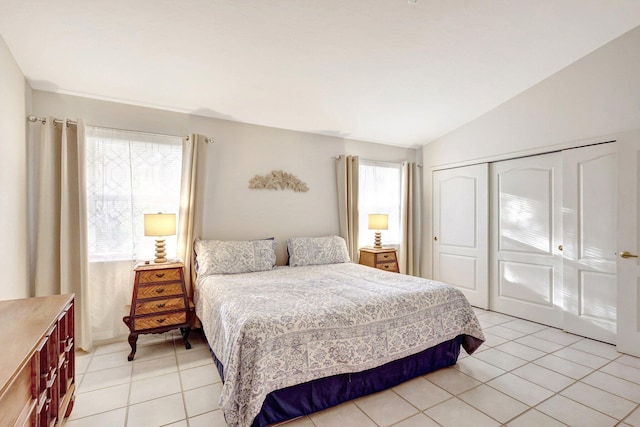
xmin=248 ymin=170 xmax=309 ymax=192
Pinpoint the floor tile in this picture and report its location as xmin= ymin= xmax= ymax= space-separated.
xmin=188 ymin=410 xmax=228 ymax=427
xmin=495 ymin=341 xmax=546 ymax=361
xmin=309 ymin=401 xmax=377 ymax=427
xmin=536 ymin=394 xmax=617 ymax=427
xmin=487 ymin=373 xmax=554 ymax=406
xmin=534 ymin=354 xmax=593 ymax=379
xmin=86 ymin=350 xmax=130 ymax=373
xmin=392 ymin=376 xmax=452 ymax=410
xmin=424 ymin=367 xmax=481 ymax=395
xmin=93 ymin=340 xmax=132 ymax=356
xmin=481 ymin=331 xmax=509 ymax=347
xmin=553 ymin=347 xmax=609 ymax=369
xmin=560 ymin=381 xmax=636 ymax=420
xmin=132 ymin=355 xmax=178 ymax=381
xmin=65 ymin=407 xmax=126 ymax=427
xmin=130 ymin=372 xmax=182 ymax=404
xmin=512 ymin=363 xmax=575 ymax=392
xmin=390 ymin=413 xmax=440 ymax=427
xmin=455 ymin=356 xmax=506 ymax=382
xmin=601 ymin=361 xmax=640 ymax=385
xmin=623 ymin=406 xmax=640 ymax=426
xmin=477 ymin=311 xmax=515 ymax=324
xmin=582 ymin=371 xmax=640 ymax=402
xmin=506 ymin=409 xmax=567 ymax=427
xmin=133 ymin=340 xmax=177 ymax=361
xmin=514 ymin=335 xmax=564 ymax=353
xmin=532 ymin=328 xmax=582 ymax=346
xmin=184 ymin=383 xmax=223 ymax=417
xmin=458 ymin=384 xmax=528 ymax=423
xmin=126 ymin=393 xmax=186 ymax=427
xmin=618 ymin=354 xmax=640 ymax=370
xmin=569 ymin=338 xmax=620 ymax=360
xmin=177 ymin=347 xmax=214 ymax=371
xmin=425 ymin=397 xmax=500 ymax=427
xmin=68 ymin=383 xmax=129 ymax=420
xmin=355 ymin=389 xmax=418 ymax=426
xmin=180 ymin=363 xmax=221 ymax=390
xmin=501 ymin=319 xmax=547 ymax=334
xmin=76 ymin=364 xmax=131 ymax=393
xmin=473 ymin=348 xmax=528 ymax=371
xmin=482 ymin=325 xmax=526 ymax=340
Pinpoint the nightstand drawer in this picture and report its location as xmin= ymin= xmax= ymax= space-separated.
xmin=134 ymin=312 xmax=187 ymax=331
xmin=137 ymin=283 xmax=184 ymax=299
xmin=138 ymin=268 xmax=182 ymax=284
xmin=135 ymin=297 xmax=186 ymax=315
xmin=377 ymin=253 xmax=395 ymax=263
xmin=377 ymin=262 xmax=398 ymax=272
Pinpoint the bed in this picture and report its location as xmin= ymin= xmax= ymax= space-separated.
xmin=193 ymin=236 xmax=485 ymax=427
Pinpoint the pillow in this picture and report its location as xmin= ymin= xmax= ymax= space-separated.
xmin=194 ymin=238 xmax=276 ymax=275
xmin=287 ymin=236 xmax=351 ymax=267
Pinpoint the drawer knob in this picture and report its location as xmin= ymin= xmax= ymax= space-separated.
xmin=383 ymin=254 xmax=389 ymax=259
xmin=156 ymin=288 xmax=165 ymax=294
xmin=155 ymin=273 xmax=165 ymax=278
xmin=157 ymin=318 xmax=166 ymax=324
xmin=156 ymin=303 xmax=166 ymax=308
xmin=384 ymin=265 xmax=389 ymax=269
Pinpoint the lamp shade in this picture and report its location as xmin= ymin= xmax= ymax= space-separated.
xmin=144 ymin=213 xmax=176 ymax=236
xmin=368 ymin=214 xmax=389 ymax=230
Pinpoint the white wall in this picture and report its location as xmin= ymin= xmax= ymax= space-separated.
xmin=32 ymin=91 xmax=417 ymax=264
xmin=0 ymin=34 xmax=30 ymax=299
xmin=422 ymin=25 xmax=640 ymax=277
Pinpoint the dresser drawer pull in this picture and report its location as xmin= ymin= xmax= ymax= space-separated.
xmin=383 ymin=254 xmax=389 ymax=259
xmin=383 ymin=265 xmax=390 ymax=269
xmin=156 ymin=288 xmax=165 ymax=294
xmin=156 ymin=303 xmax=166 ymax=308
xmin=155 ymin=273 xmax=165 ymax=278
xmin=156 ymin=318 xmax=166 ymax=324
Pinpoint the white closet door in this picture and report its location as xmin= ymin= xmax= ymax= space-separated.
xmin=432 ymin=164 xmax=488 ymax=309
xmin=617 ymin=137 xmax=640 ymax=356
xmin=563 ymin=144 xmax=617 ymax=344
xmin=490 ymin=153 xmax=564 ymax=327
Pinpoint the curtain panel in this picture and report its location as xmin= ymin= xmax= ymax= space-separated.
xmin=400 ymin=161 xmax=422 ymax=276
xmin=336 ymin=155 xmax=359 ymax=261
xmin=33 ymin=118 xmax=92 ymax=351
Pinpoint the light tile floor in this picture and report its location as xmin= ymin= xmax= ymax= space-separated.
xmin=68 ymin=309 xmax=640 ymax=427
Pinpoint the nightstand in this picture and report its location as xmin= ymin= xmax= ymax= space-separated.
xmin=359 ymin=247 xmax=400 ymax=273
xmin=123 ymin=261 xmax=194 ymax=361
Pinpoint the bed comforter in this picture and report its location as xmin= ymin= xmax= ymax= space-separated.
xmin=194 ymin=262 xmax=484 ymax=427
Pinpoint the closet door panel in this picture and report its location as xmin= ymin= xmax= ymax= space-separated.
xmin=490 ymin=153 xmax=564 ymax=327
xmin=563 ymin=144 xmax=617 ymax=344
xmin=433 ymin=164 xmax=488 ymax=308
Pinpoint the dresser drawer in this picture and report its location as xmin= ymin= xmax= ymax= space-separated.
xmin=134 ymin=312 xmax=187 ymax=331
xmin=135 ymin=297 xmax=186 ymax=315
xmin=137 ymin=283 xmax=184 ymax=299
xmin=377 ymin=262 xmax=398 ymax=272
xmin=376 ymin=253 xmax=396 ymax=263
xmin=138 ymin=268 xmax=182 ymax=284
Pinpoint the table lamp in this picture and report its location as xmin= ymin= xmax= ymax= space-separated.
xmin=144 ymin=213 xmax=176 ymax=263
xmin=368 ymin=213 xmax=388 ymax=249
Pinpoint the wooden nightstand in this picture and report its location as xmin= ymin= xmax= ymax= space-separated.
xmin=359 ymin=247 xmax=400 ymax=273
xmin=123 ymin=261 xmax=194 ymax=361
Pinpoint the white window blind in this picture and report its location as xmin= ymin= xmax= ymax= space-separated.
xmin=358 ymin=161 xmax=402 ymax=248
xmin=85 ymin=126 xmax=182 ymax=262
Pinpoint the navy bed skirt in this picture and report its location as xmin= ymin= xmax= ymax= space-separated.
xmin=207 ymin=335 xmax=464 ymax=427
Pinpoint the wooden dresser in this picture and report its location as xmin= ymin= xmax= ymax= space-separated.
xmin=359 ymin=247 xmax=400 ymax=273
xmin=0 ymin=294 xmax=75 ymax=427
xmin=123 ymin=262 xmax=194 ymax=361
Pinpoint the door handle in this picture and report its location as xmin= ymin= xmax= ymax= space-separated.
xmin=620 ymin=251 xmax=638 ymax=259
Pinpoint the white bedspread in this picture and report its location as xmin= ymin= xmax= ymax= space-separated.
xmin=195 ymin=262 xmax=484 ymax=427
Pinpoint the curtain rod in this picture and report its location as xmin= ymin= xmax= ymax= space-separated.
xmin=27 ymin=115 xmax=215 ymax=143
xmin=335 ymin=155 xmax=422 ymax=167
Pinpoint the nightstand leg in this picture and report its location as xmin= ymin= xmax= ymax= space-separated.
xmin=127 ymin=333 xmax=138 ymax=361
xmin=180 ymin=327 xmax=192 ymax=350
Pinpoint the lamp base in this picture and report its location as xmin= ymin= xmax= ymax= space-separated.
xmin=373 ymin=232 xmax=382 ymax=249
xmin=154 ymin=239 xmax=168 ymax=263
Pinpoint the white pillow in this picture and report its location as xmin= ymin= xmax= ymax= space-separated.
xmin=287 ymin=236 xmax=351 ymax=267
xmin=194 ymin=238 xmax=276 ymax=275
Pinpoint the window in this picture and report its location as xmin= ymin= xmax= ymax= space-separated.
xmin=358 ymin=161 xmax=402 ymax=248
xmin=85 ymin=126 xmax=182 ymax=261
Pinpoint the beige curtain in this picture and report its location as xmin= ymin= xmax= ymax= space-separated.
xmin=176 ymin=134 xmax=207 ymax=296
xmin=336 ymin=155 xmax=359 ymax=261
xmin=33 ymin=118 xmax=92 ymax=351
xmin=400 ymin=161 xmax=422 ymax=276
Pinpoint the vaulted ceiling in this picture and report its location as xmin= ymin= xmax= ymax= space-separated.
xmin=1 ymin=1 xmax=639 ymax=147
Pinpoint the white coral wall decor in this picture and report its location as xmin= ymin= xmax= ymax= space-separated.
xmin=248 ymin=170 xmax=309 ymax=192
